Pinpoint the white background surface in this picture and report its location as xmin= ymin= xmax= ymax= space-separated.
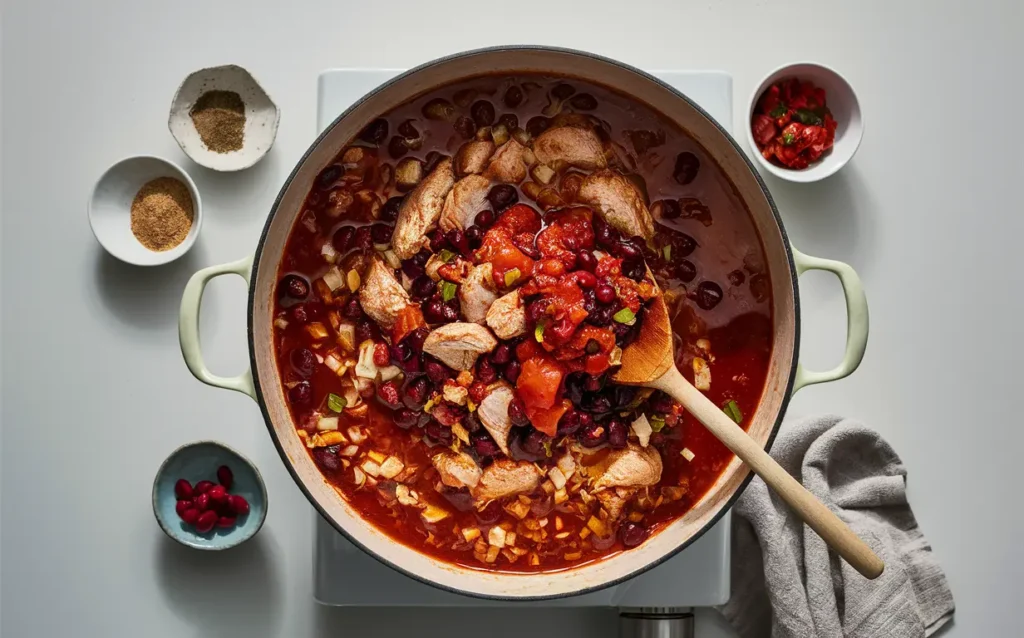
xmin=2 ymin=1 xmax=1022 ymax=637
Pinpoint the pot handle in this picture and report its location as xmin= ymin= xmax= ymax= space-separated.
xmin=179 ymin=255 xmax=257 ymax=401
xmin=791 ymin=247 xmax=869 ymax=394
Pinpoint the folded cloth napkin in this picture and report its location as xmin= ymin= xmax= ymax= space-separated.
xmin=718 ymin=415 xmax=955 ymax=638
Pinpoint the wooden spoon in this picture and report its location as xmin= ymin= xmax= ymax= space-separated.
xmin=613 ymin=292 xmax=885 ymax=580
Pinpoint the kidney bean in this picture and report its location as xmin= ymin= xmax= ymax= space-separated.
xmin=619 ymin=521 xmax=649 ymax=547
xmin=673 ymin=152 xmax=700 ymax=185
xmin=216 ymin=516 xmax=236 ymax=529
xmin=673 ymin=259 xmax=697 ymax=282
xmin=474 ymin=210 xmax=495 ymax=229
xmin=584 ymin=375 xmax=604 ymax=392
xmin=695 ymin=281 xmax=724 ymax=310
xmin=355 ymin=319 xmax=381 ymax=343
xmin=279 ymin=274 xmax=309 ymax=300
xmin=749 ymin=273 xmax=770 ymax=303
xmin=194 ymin=493 xmax=210 ymax=512
xmin=578 ymin=421 xmax=608 ymax=447
xmin=380 ymin=196 xmax=403 ymax=222
xmin=394 ymin=408 xmax=419 ymax=430
xmin=657 ymin=199 xmax=681 ymax=219
xmin=486 ymin=184 xmax=519 ymax=212
xmin=607 ymin=418 xmax=628 ymax=449
xmin=595 ymin=282 xmax=617 ymax=305
xmin=424 ymin=421 xmax=453 ymax=445
xmin=728 ymin=269 xmax=746 ymax=286
xmin=491 ymin=343 xmax=511 ymax=365
xmin=403 ymin=377 xmax=431 ymax=407
xmin=454 ymin=116 xmax=476 ymax=139
xmin=525 ymin=116 xmax=551 ymax=138
xmin=445 ymin=228 xmax=469 ymax=256
xmin=343 ymin=297 xmax=364 ymax=320
xmin=471 ymin=100 xmax=495 ymax=127
xmin=195 ymin=510 xmax=218 ymax=533
xmin=576 ymin=250 xmax=598 ymax=272
xmin=174 ymin=479 xmax=193 ymax=500
xmin=358 ymin=118 xmax=389 ymax=144
xmin=475 ymin=500 xmax=503 ymax=524
xmin=497 ymin=113 xmax=519 ymax=131
xmin=207 ymin=485 xmax=228 ymax=506
xmin=377 ymin=380 xmax=402 ymax=408
xmin=557 ymin=409 xmax=581 ymax=436
xmin=621 ymin=258 xmax=646 ymax=282
xmin=316 ymin=165 xmax=341 ymax=190
xmin=521 ymin=428 xmax=549 ymax=456
xmin=465 ymin=225 xmax=483 ymax=249
xmin=422 ymin=98 xmax=455 ymax=121
xmin=588 ymin=306 xmax=614 ymax=327
xmin=227 ymin=495 xmax=249 ymax=516
xmin=503 ymin=85 xmax=524 ymax=108
xmin=216 ymin=465 xmax=233 ymax=490
xmin=312 ymin=445 xmax=341 ymax=472
xmin=387 ymin=136 xmax=408 ymax=159
xmin=552 ymin=83 xmax=576 ymax=100
xmin=473 ymin=432 xmax=501 ymax=458
xmin=288 ymin=381 xmax=312 ymax=406
xmin=476 ymin=358 xmax=497 ymax=384
xmin=410 ymin=276 xmax=437 ymax=300
xmin=181 ymin=508 xmax=201 ymax=525
xmin=397 ymin=119 xmax=419 ymax=139
xmin=507 ymin=397 xmax=530 ymax=427
xmin=290 ymin=348 xmax=316 ymax=377
xmin=569 ymin=93 xmax=597 ymax=110
xmin=176 ymin=500 xmax=191 ymax=518
xmin=503 ymin=360 xmax=521 ymax=383
xmin=194 ymin=480 xmax=214 ymax=495
xmin=370 ymin=223 xmax=393 ymax=244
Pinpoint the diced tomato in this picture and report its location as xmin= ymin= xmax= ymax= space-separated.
xmin=516 ymin=356 xmax=564 ymax=410
xmin=475 ymin=228 xmax=535 ymax=286
xmin=525 ymin=399 xmax=572 ymax=437
xmin=553 ymin=325 xmax=617 ymax=375
xmin=536 ymin=207 xmax=594 ymax=267
xmin=391 ymin=305 xmax=426 ymax=344
xmin=751 ymin=114 xmax=776 ymax=146
xmin=753 ymin=78 xmax=837 ymax=170
xmin=494 ymin=204 xmax=542 ymax=236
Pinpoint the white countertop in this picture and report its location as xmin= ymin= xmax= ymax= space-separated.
xmin=2 ymin=1 xmax=1021 ymax=636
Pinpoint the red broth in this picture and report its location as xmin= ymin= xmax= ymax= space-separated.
xmin=273 ymin=75 xmax=772 ymax=571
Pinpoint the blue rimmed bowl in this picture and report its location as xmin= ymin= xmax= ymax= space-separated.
xmin=152 ymin=441 xmax=267 ymax=550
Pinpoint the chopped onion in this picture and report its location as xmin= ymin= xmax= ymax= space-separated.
xmin=462 ymin=527 xmax=481 ymax=542
xmin=379 ymin=456 xmax=405 ymax=479
xmin=352 ymin=466 xmax=366 ymax=487
xmin=316 ymin=416 xmax=339 ymax=431
xmin=322 ymin=267 xmax=345 ymax=293
xmin=681 ymin=447 xmax=695 ymax=462
xmin=631 ymin=414 xmax=653 ymax=447
xmin=421 ymin=504 xmax=450 ymax=523
xmin=347 ymin=426 xmax=367 ymax=444
xmin=340 ymin=445 xmax=359 ymax=457
xmin=321 ymin=242 xmax=339 ymax=264
xmin=273 ymin=316 xmax=289 ymax=330
xmin=383 ymin=249 xmax=402 ymax=269
xmin=692 ymin=357 xmax=711 ymax=391
xmin=360 ymin=459 xmax=381 ymax=478
xmin=548 ymin=467 xmax=567 ymax=490
xmin=304 ymin=322 xmax=329 ymax=340
xmin=324 ymin=353 xmax=343 ymax=373
xmin=488 ymin=526 xmax=507 ymax=548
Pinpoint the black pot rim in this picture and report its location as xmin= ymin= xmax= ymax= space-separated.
xmin=246 ymin=45 xmax=798 ymax=602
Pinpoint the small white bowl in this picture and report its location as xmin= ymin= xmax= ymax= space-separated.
xmin=168 ymin=64 xmax=280 ymax=172
xmin=88 ymin=155 xmax=202 ymax=266
xmin=746 ymin=62 xmax=863 ymax=183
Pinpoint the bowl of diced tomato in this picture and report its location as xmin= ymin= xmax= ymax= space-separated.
xmin=747 ymin=62 xmax=863 ymax=183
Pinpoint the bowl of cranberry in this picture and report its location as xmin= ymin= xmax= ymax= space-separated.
xmin=152 ymin=441 xmax=267 ymax=550
xmin=746 ymin=62 xmax=863 ymax=183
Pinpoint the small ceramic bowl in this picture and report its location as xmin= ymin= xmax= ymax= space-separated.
xmin=152 ymin=441 xmax=268 ymax=550
xmin=746 ymin=62 xmax=863 ymax=183
xmin=89 ymin=155 xmax=202 ymax=266
xmin=169 ymin=64 xmax=280 ymax=171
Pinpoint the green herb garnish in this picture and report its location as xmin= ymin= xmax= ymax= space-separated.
xmin=722 ymin=400 xmax=743 ymax=424
xmin=534 ymin=322 xmax=545 ymax=343
xmin=650 ymin=414 xmax=666 ymax=432
xmin=662 ymin=245 xmax=672 ymax=261
xmin=438 ymin=249 xmax=456 ymax=263
xmin=327 ymin=393 xmax=347 ymax=413
xmin=504 ymin=267 xmax=521 ymax=287
xmin=769 ymin=104 xmax=787 ymax=118
xmin=541 ymin=439 xmax=553 ymax=458
xmin=440 ymin=281 xmax=457 ymax=302
xmin=613 ymin=308 xmax=636 ymax=324
xmin=794 ymin=108 xmax=823 ymax=126
xmin=781 ymin=131 xmax=796 ymax=145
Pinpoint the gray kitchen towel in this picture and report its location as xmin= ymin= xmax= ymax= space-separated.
xmin=718 ymin=415 xmax=954 ymax=638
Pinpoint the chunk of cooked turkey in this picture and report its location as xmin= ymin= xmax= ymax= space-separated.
xmin=533 ymin=125 xmax=607 ymax=171
xmin=577 ymin=169 xmax=654 ymax=241
xmin=357 ymin=256 xmax=410 ymax=330
xmin=596 ymin=487 xmax=637 ymax=522
xmin=432 ymin=450 xmax=482 ymax=489
xmin=458 ymin=263 xmax=499 ymax=324
xmin=421 ymin=323 xmax=498 ymax=371
xmin=453 ymin=140 xmax=495 ymax=177
xmin=485 ymin=290 xmax=527 ymax=340
xmin=485 ymin=139 xmax=532 ymax=184
xmin=471 ymin=459 xmax=542 ymax=503
xmin=476 ymin=382 xmax=514 ymax=456
xmin=392 ymin=158 xmax=455 ymax=259
xmin=439 ymin=174 xmax=491 ymax=233
xmin=591 ymin=443 xmax=663 ymax=491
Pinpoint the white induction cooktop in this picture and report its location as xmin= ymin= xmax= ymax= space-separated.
xmin=313 ymin=68 xmax=734 ymax=608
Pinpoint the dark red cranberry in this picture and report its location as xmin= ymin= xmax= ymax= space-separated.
xmin=583 ymin=393 xmax=611 ymax=414
xmin=622 ymin=259 xmax=646 ymax=282
xmin=649 ymin=391 xmax=674 ymax=413
xmin=387 ymin=136 xmax=408 ymax=159
xmin=312 ymin=445 xmax=341 ymax=472
xmin=674 ymin=259 xmax=697 ymax=282
xmin=290 ymin=348 xmax=316 ymax=377
xmin=181 ymin=508 xmax=201 ymax=525
xmin=473 ymin=432 xmax=501 ymax=458
xmin=229 ymin=495 xmax=250 ymax=516
xmin=397 ymin=119 xmax=419 ymax=139
xmin=525 ymin=116 xmax=551 ymax=138
xmin=471 ymin=100 xmax=495 ymax=127
xmin=445 ymin=228 xmax=469 ymax=255
xmin=343 ymin=297 xmax=363 ymax=320
xmin=503 ymin=360 xmax=521 ymax=383
xmin=370 ymin=223 xmax=394 ymax=244
xmin=618 ymin=522 xmax=649 ymax=548
xmin=403 ymin=377 xmax=431 ymax=407
xmin=410 ymin=276 xmax=437 ymax=300
xmin=358 ymin=118 xmax=389 ymax=144
xmin=728 ymin=269 xmax=746 ymax=286
xmin=424 ymin=360 xmax=450 ymax=384
xmin=491 ymin=343 xmax=511 ymax=365
xmin=474 ymin=210 xmax=495 ymax=228
xmin=394 ymin=408 xmax=419 ymax=429
xmin=588 ymin=306 xmax=614 ymax=326
xmin=497 ymin=113 xmax=519 ymax=130
xmin=174 ymin=479 xmax=193 ymax=500
xmin=658 ymin=199 xmax=681 ymax=219
xmin=749 ymin=273 xmax=770 ymax=303
xmin=216 ymin=465 xmax=233 ymax=490
xmin=476 ymin=358 xmax=498 ymax=384
xmin=288 ymin=381 xmax=313 ymax=406
xmin=423 ymin=298 xmax=456 ymax=323
xmin=576 ymin=250 xmax=598 ymax=272
xmin=667 ymin=230 xmax=697 ymax=257
xmin=390 ymin=341 xmax=412 ymax=364
xmin=673 ymin=152 xmax=700 ymax=185
xmin=428 ymin=229 xmax=449 ymax=252
xmin=552 ymin=83 xmax=576 ymax=100
xmin=355 ymin=319 xmax=381 ymax=343
xmin=424 ymin=421 xmax=453 ymax=445
xmin=582 ymin=289 xmax=596 ymax=314
xmin=404 ymin=327 xmax=430 ymax=353
xmin=521 ymin=429 xmax=549 ymax=456
xmin=557 ymin=409 xmax=581 ymax=435
xmin=354 ymin=226 xmax=373 ymax=252
xmin=290 ymin=304 xmax=310 ymax=324
xmin=584 ymin=375 xmax=604 ymax=392
xmin=465 ymin=225 xmax=483 ymax=249
xmin=594 ymin=217 xmax=620 ymax=248
xmin=476 ymin=500 xmax=503 ymax=524
xmin=526 ymin=298 xmax=550 ymax=324
xmin=614 ymin=238 xmax=644 ymax=261
xmin=402 ymin=260 xmax=426 ymax=280
xmin=507 ymin=397 xmax=530 ymax=427
xmin=454 ymin=116 xmax=476 ymax=139
xmin=607 ymin=418 xmax=628 ymax=449
xmin=373 ymin=342 xmax=391 ymax=366
xmin=574 ymin=271 xmax=597 ymax=289
xmin=595 ymin=283 xmax=617 ymax=305
xmin=195 ymin=510 xmax=218 ymax=533
xmin=316 ymin=165 xmax=341 ymax=190
xmin=695 ymin=281 xmax=724 ymax=310
xmin=279 ymin=274 xmax=309 ymax=300
xmin=380 ymin=196 xmax=403 ymax=222
xmin=569 ymin=93 xmax=598 ymax=110
xmin=377 ymin=380 xmax=402 ymax=408
xmin=504 ymin=86 xmax=524 ymax=108
xmin=486 ymin=184 xmax=519 ymax=212
xmin=331 ymin=226 xmax=355 ymax=252
xmin=578 ymin=421 xmax=608 ymax=447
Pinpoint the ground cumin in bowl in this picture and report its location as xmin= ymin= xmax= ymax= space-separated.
xmin=168 ymin=65 xmax=279 ymax=172
xmin=89 ymin=156 xmax=202 ymax=266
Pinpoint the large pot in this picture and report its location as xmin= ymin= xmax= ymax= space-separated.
xmin=178 ymin=47 xmax=868 ymax=600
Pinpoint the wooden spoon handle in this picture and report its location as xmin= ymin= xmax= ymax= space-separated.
xmin=654 ymin=369 xmax=885 ymax=580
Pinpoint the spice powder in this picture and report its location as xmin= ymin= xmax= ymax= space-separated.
xmin=190 ymin=90 xmax=246 ymax=153
xmin=130 ymin=177 xmax=194 ymax=251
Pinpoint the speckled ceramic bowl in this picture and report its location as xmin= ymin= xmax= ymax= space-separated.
xmin=168 ymin=64 xmax=279 ymax=172
xmin=152 ymin=441 xmax=267 ymax=550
